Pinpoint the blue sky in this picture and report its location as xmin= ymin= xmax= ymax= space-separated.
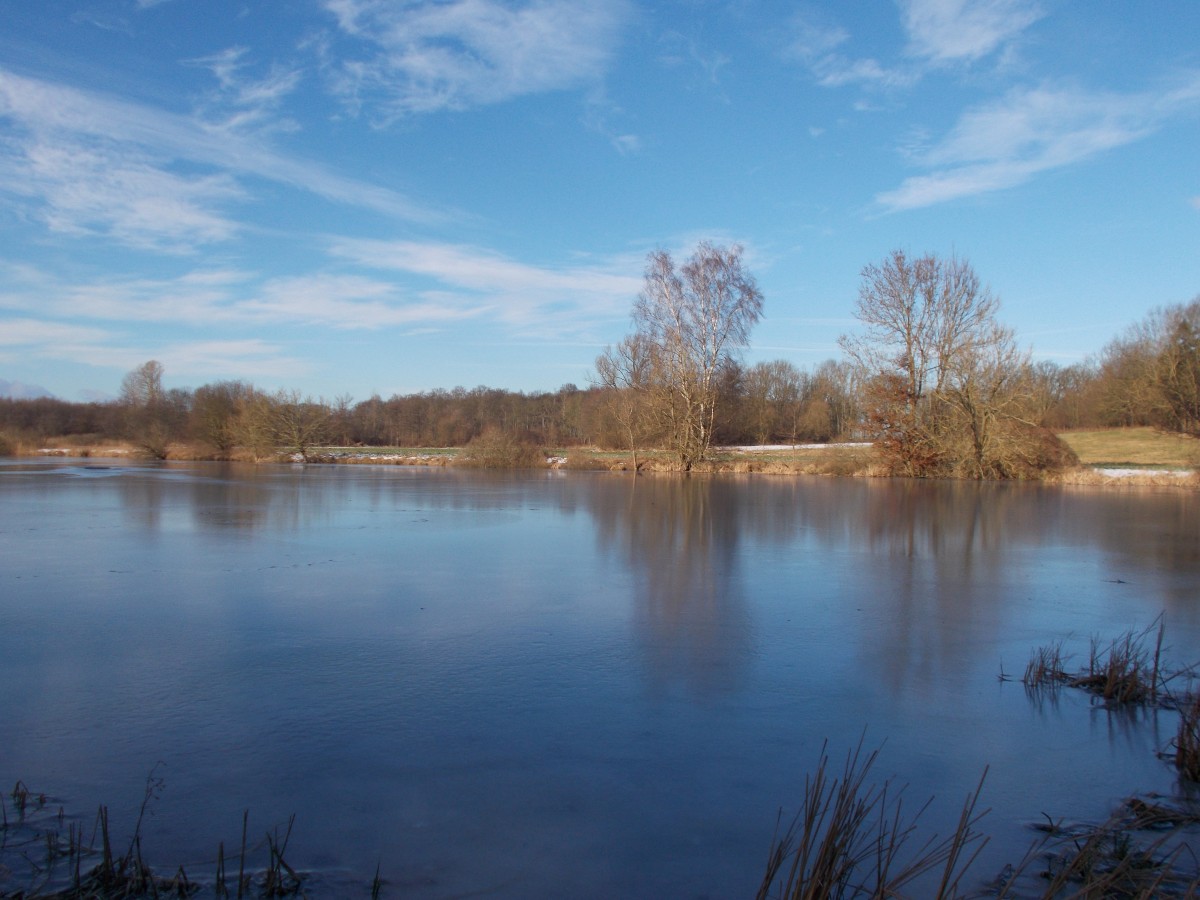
xmin=1 ymin=0 xmax=1197 ymax=402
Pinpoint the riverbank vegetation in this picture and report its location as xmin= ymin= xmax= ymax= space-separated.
xmin=1 ymin=246 xmax=1196 ymax=480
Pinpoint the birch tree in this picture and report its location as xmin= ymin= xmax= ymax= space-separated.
xmin=599 ymin=242 xmax=764 ymax=469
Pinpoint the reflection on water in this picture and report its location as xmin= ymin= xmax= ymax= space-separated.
xmin=591 ymin=477 xmax=751 ymax=697
xmin=1 ymin=459 xmax=1198 ymax=898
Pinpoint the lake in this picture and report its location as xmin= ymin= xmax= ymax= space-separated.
xmin=1 ymin=459 xmax=1197 ymax=897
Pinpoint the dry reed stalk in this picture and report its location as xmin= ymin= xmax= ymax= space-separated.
xmin=1023 ymin=642 xmax=1069 ymax=689
xmin=756 ymin=740 xmax=989 ymax=900
xmin=1175 ymin=694 xmax=1200 ymax=782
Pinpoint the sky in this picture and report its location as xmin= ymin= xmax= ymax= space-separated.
xmin=0 ymin=0 xmax=1198 ymax=402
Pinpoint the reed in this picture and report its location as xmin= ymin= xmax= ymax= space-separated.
xmin=994 ymin=805 xmax=1200 ymax=899
xmin=1174 ymin=694 xmax=1200 ymax=782
xmin=1019 ymin=618 xmax=1178 ymax=707
xmin=1022 ymin=641 xmax=1069 ymax=689
xmin=755 ymin=740 xmax=989 ymax=899
xmin=0 ymin=782 xmax=321 ymax=899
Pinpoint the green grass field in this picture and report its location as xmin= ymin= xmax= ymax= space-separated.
xmin=1057 ymin=427 xmax=1199 ymax=469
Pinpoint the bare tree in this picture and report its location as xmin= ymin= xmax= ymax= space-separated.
xmin=120 ymin=360 xmax=165 ymax=408
xmin=595 ymin=333 xmax=658 ymax=468
xmin=270 ymin=390 xmax=331 ymax=461
xmin=601 ymin=241 xmax=764 ymax=469
xmin=119 ymin=360 xmax=180 ymax=459
xmin=191 ymin=380 xmax=254 ymax=456
xmin=742 ymin=360 xmax=807 ymax=445
xmin=841 ymin=251 xmax=1065 ymax=478
xmin=232 ymin=390 xmax=277 ymax=461
xmin=939 ymin=323 xmax=1038 ymax=478
xmin=1151 ymin=298 xmax=1200 ymax=433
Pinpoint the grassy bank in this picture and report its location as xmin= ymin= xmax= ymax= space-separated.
xmin=14 ymin=428 xmax=1200 ymax=488
xmin=1057 ymin=427 xmax=1200 ymax=469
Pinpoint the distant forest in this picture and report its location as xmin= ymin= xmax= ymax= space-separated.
xmin=2 ymin=265 xmax=1197 ymax=470
xmin=1 ymin=306 xmax=1196 ymax=453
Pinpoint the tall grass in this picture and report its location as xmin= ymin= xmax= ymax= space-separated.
xmin=756 ymin=741 xmax=989 ymax=899
xmin=0 ymin=775 xmax=317 ymax=899
xmin=1020 ymin=619 xmax=1170 ymax=706
xmin=1175 ymin=694 xmax=1200 ymax=783
xmin=1018 ymin=619 xmax=1200 ymax=785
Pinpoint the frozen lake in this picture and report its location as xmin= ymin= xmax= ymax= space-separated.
xmin=1 ymin=459 xmax=1197 ymax=896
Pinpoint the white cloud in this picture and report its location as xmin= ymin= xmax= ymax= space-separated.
xmin=2 ymin=137 xmax=243 ymax=252
xmin=877 ymin=76 xmax=1200 ymax=211
xmin=157 ymin=340 xmax=310 ymax=380
xmin=1 ymin=265 xmax=473 ymax=332
xmin=0 ymin=67 xmax=445 ymax=252
xmin=30 ymin=336 xmax=309 ymax=383
xmin=787 ymin=0 xmax=1041 ymax=90
xmin=5 ymin=269 xmax=252 ymax=326
xmin=241 ymin=273 xmax=487 ymax=328
xmin=900 ymin=0 xmax=1043 ymax=64
xmin=583 ymin=88 xmax=642 ymax=155
xmin=330 ymin=238 xmax=642 ymax=330
xmin=0 ymin=318 xmax=112 ymax=346
xmin=185 ymin=46 xmax=303 ymax=135
xmin=321 ymin=0 xmax=630 ymax=118
xmin=785 ymin=15 xmax=913 ymax=89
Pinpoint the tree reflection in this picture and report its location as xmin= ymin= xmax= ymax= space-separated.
xmin=588 ymin=476 xmax=752 ymax=697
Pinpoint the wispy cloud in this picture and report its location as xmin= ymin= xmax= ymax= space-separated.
xmin=0 ymin=317 xmax=113 ymax=347
xmin=787 ymin=0 xmax=1041 ymax=89
xmin=37 ymin=337 xmax=309 ymax=383
xmin=0 ymin=317 xmax=268 ymax=392
xmin=320 ymin=0 xmax=630 ymax=119
xmin=331 ymin=238 xmax=642 ymax=330
xmin=784 ymin=15 xmax=912 ymax=89
xmin=0 ymin=67 xmax=445 ymax=252
xmin=583 ymin=88 xmax=642 ymax=155
xmin=0 ymin=265 xmax=479 ymax=332
xmin=154 ymin=340 xmax=310 ymax=381
xmin=877 ymin=75 xmax=1200 ymax=210
xmin=2 ymin=137 xmax=244 ymax=252
xmin=185 ymin=46 xmax=303 ymax=134
xmin=0 ymin=237 xmax=640 ymax=338
xmin=899 ymin=0 xmax=1043 ymax=64
xmin=240 ymin=273 xmax=486 ymax=328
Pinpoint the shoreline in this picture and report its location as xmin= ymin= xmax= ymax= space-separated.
xmin=17 ymin=443 xmax=1200 ymax=488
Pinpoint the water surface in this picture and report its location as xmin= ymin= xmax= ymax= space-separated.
xmin=1 ymin=459 xmax=1197 ymax=896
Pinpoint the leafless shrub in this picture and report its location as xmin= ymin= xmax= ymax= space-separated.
xmin=456 ymin=427 xmax=546 ymax=469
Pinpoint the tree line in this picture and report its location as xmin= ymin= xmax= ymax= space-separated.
xmin=0 ymin=243 xmax=1196 ymax=476
xmin=0 ymin=358 xmax=858 ymax=462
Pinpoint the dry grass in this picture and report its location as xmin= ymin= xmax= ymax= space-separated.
xmin=1057 ymin=427 xmax=1200 ymax=469
xmin=1 ymin=774 xmax=318 ymax=899
xmin=994 ymin=806 xmax=1200 ymax=899
xmin=699 ymin=445 xmax=880 ymax=477
xmin=1016 ymin=621 xmax=1200 ymax=785
xmin=1175 ymin=695 xmax=1200 ymax=783
xmin=1019 ymin=621 xmax=1169 ymax=707
xmin=758 ymin=740 xmax=1200 ymax=900
xmin=1022 ymin=641 xmax=1070 ymax=690
xmin=1049 ymin=468 xmax=1200 ymax=489
xmin=756 ymin=741 xmax=990 ymax=899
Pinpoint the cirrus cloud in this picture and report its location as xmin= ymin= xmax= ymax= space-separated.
xmin=321 ymin=0 xmax=631 ymax=119
xmin=877 ymin=75 xmax=1200 ymax=211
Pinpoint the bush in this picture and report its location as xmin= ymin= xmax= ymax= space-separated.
xmin=456 ymin=428 xmax=546 ymax=469
xmin=0 ymin=431 xmax=15 ymax=456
